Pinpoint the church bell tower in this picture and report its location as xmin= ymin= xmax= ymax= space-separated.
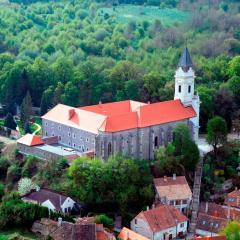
xmin=174 ymin=47 xmax=200 ymax=141
xmin=174 ymin=47 xmax=195 ymax=106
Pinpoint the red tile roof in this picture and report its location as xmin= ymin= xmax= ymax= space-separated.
xmin=118 ymin=227 xmax=150 ymax=240
xmin=17 ymin=134 xmax=44 ymax=146
xmin=194 ymin=236 xmax=226 ymax=240
xmin=154 ymin=176 xmax=192 ymax=200
xmin=199 ymin=202 xmax=240 ymax=220
xmin=225 ymin=189 xmax=240 ymax=208
xmin=43 ymin=100 xmax=196 ymax=133
xmin=134 ymin=205 xmax=188 ymax=233
xmin=197 ymin=202 xmax=240 ymax=234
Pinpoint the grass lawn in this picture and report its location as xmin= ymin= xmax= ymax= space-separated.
xmin=98 ymin=5 xmax=190 ymax=26
xmin=0 ymin=228 xmax=39 ymax=240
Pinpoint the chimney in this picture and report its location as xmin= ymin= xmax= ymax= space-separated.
xmin=205 ymin=202 xmax=208 ymax=213
xmin=173 ymin=173 xmax=176 ymax=180
xmin=235 ymin=187 xmax=238 ymax=191
xmin=152 ymin=204 xmax=155 ymax=209
xmin=58 ymin=217 xmax=62 ymax=227
xmin=68 ymin=109 xmax=75 ymax=120
xmin=227 ymin=206 xmax=231 ymax=220
xmin=164 ymin=176 xmax=167 ymax=182
xmin=99 ymin=100 xmax=102 ymax=105
xmin=148 ymin=101 xmax=150 ymax=104
xmin=146 ymin=206 xmax=149 ymax=211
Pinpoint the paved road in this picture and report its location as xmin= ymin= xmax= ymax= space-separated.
xmin=32 ymin=122 xmax=41 ymax=135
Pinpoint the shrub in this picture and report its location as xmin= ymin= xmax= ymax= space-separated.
xmin=18 ymin=178 xmax=39 ymax=196
xmin=95 ymin=214 xmax=114 ymax=228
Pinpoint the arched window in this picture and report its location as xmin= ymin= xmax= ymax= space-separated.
xmin=154 ymin=136 xmax=158 ymax=148
xmin=108 ymin=142 xmax=112 ymax=156
xmin=178 ymin=85 xmax=181 ymax=93
xmin=188 ymin=85 xmax=191 ymax=93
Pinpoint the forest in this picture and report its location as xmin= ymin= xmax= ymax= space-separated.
xmin=0 ymin=0 xmax=239 ymax=133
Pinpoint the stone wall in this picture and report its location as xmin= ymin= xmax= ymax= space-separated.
xmin=42 ymin=119 xmax=96 ymax=152
xmin=18 ymin=143 xmax=60 ymax=160
xmin=96 ymin=119 xmax=190 ymax=160
xmin=42 ymin=118 xmax=191 ymax=161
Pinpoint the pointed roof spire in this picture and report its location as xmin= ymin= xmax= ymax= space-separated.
xmin=178 ymin=47 xmax=193 ymax=72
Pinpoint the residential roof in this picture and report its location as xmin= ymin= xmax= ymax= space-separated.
xmin=178 ymin=47 xmax=193 ymax=72
xmin=197 ymin=202 xmax=240 ymax=234
xmin=196 ymin=212 xmax=227 ymax=234
xmin=32 ymin=218 xmax=97 ymax=240
xmin=22 ymin=188 xmax=74 ymax=212
xmin=17 ymin=134 xmax=44 ymax=146
xmin=154 ymin=176 xmax=192 ymax=200
xmin=134 ymin=205 xmax=188 ymax=233
xmin=42 ymin=100 xmax=196 ymax=133
xmin=118 ymin=227 xmax=150 ymax=240
xmin=194 ymin=236 xmax=226 ymax=240
xmin=224 ymin=189 xmax=240 ymax=208
xmin=199 ymin=202 xmax=240 ymax=220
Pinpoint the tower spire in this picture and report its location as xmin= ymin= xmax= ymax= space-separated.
xmin=178 ymin=47 xmax=193 ymax=72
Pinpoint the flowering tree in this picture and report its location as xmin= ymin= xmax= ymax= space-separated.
xmin=18 ymin=178 xmax=39 ymax=196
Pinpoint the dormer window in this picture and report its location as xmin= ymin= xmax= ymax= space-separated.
xmin=179 ymin=85 xmax=181 ymax=93
xmin=188 ymin=85 xmax=191 ymax=93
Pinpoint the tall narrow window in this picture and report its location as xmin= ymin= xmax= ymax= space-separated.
xmin=178 ymin=85 xmax=181 ymax=93
xmin=108 ymin=142 xmax=112 ymax=156
xmin=154 ymin=136 xmax=158 ymax=148
xmin=188 ymin=85 xmax=191 ymax=93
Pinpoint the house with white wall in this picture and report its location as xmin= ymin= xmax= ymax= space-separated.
xmin=196 ymin=202 xmax=240 ymax=236
xmin=22 ymin=188 xmax=78 ymax=214
xmin=154 ymin=175 xmax=192 ymax=213
xmin=131 ymin=205 xmax=188 ymax=240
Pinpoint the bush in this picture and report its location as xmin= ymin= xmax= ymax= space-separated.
xmin=95 ymin=214 xmax=114 ymax=228
xmin=0 ymin=157 xmax=10 ymax=180
xmin=21 ymin=156 xmax=37 ymax=178
xmin=0 ymin=192 xmax=74 ymax=230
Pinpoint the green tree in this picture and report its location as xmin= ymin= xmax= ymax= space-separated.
xmin=228 ymin=56 xmax=240 ymax=77
xmin=222 ymin=221 xmax=240 ymax=240
xmin=173 ymin=124 xmax=199 ymax=171
xmin=61 ymin=82 xmax=80 ymax=107
xmin=4 ymin=113 xmax=16 ymax=130
xmin=20 ymin=91 xmax=32 ymax=125
xmin=67 ymin=155 xmax=153 ymax=215
xmin=197 ymin=86 xmax=214 ymax=131
xmin=24 ymin=122 xmax=31 ymax=134
xmin=0 ymin=183 xmax=4 ymax=201
xmin=52 ymin=82 xmax=64 ymax=106
xmin=207 ymin=116 xmax=228 ymax=156
xmin=227 ymin=76 xmax=240 ymax=104
xmin=16 ymin=69 xmax=29 ymax=106
xmin=40 ymin=86 xmax=54 ymax=115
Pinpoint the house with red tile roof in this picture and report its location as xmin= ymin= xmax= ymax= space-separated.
xmin=118 ymin=227 xmax=150 ymax=240
xmin=35 ymin=48 xmax=200 ymax=161
xmin=193 ymin=236 xmax=226 ymax=240
xmin=154 ymin=175 xmax=192 ymax=213
xmin=224 ymin=189 xmax=240 ymax=209
xmin=196 ymin=202 xmax=240 ymax=236
xmin=131 ymin=205 xmax=188 ymax=240
xmin=32 ymin=217 xmax=115 ymax=240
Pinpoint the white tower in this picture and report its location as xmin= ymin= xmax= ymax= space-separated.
xmin=174 ymin=47 xmax=200 ymax=142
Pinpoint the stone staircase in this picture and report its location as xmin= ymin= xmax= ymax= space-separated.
xmin=189 ymin=156 xmax=204 ymax=233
